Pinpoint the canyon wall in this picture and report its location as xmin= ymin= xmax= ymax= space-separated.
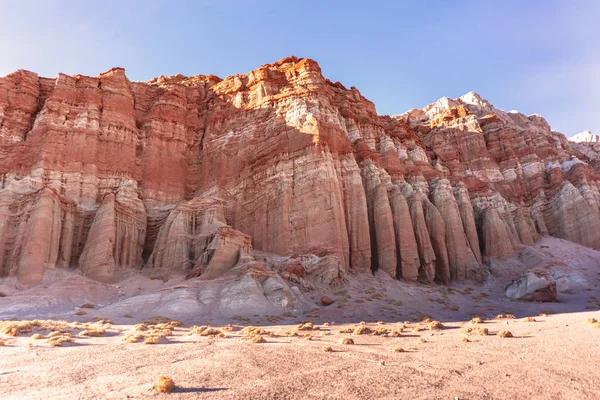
xmin=1 ymin=56 xmax=599 ymax=285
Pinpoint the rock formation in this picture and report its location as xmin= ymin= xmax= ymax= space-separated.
xmin=2 ymin=57 xmax=600 ymax=286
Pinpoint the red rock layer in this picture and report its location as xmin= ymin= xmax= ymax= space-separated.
xmin=1 ymin=57 xmax=599 ymax=284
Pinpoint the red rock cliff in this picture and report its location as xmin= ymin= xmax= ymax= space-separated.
xmin=1 ymin=57 xmax=599 ymax=284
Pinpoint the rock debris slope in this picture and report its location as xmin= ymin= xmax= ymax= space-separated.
xmin=1 ymin=56 xmax=600 ymax=286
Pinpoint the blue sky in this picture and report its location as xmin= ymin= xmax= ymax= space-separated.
xmin=1 ymin=0 xmax=598 ymax=136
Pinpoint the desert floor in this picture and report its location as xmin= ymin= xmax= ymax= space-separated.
xmin=1 ymin=237 xmax=600 ymax=399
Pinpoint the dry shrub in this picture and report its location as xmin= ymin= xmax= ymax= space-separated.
xmin=352 ymin=325 xmax=372 ymax=335
xmin=31 ymin=333 xmax=43 ymax=340
xmin=411 ymin=327 xmax=422 ymax=333
xmin=392 ymin=347 xmax=405 ymax=353
xmin=251 ymin=335 xmax=266 ymax=344
xmin=47 ymin=335 xmax=74 ymax=347
xmin=0 ymin=320 xmax=73 ymax=337
xmin=338 ymin=328 xmax=353 ymax=334
xmin=427 ymin=321 xmax=444 ymax=330
xmin=92 ymin=317 xmax=112 ymax=324
xmin=134 ymin=324 xmax=148 ymax=331
xmin=143 ymin=335 xmax=163 ymax=345
xmin=340 ymin=337 xmax=354 ymax=345
xmin=470 ymin=317 xmax=483 ymax=324
xmin=460 ymin=327 xmax=488 ymax=336
xmin=322 ymin=346 xmax=333 ymax=352
xmin=461 ymin=337 xmax=470 ymax=343
xmin=242 ymin=326 xmax=271 ymax=336
xmin=153 ymin=376 xmax=175 ymax=393
xmin=78 ymin=329 xmax=106 ymax=337
xmin=123 ymin=314 xmax=133 ymax=319
xmin=418 ymin=338 xmax=426 ymax=344
xmin=390 ymin=330 xmax=402 ymax=337
xmin=80 ymin=303 xmax=95 ymax=309
xmin=75 ymin=310 xmax=88 ymax=316
xmin=190 ymin=326 xmax=224 ymax=337
xmin=371 ymin=327 xmax=391 ymax=336
xmin=522 ymin=317 xmax=537 ymax=322
xmin=497 ymin=330 xmax=513 ymax=338
xmin=495 ymin=314 xmax=515 ymax=320
xmin=123 ymin=333 xmax=145 ymax=343
xmin=586 ymin=318 xmax=598 ymax=324
xmin=304 ymin=335 xmax=312 ymax=341
xmin=144 ymin=316 xmax=182 ymax=327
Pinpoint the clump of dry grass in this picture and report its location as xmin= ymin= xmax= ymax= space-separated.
xmin=240 ymin=334 xmax=265 ymax=344
xmin=352 ymin=325 xmax=372 ymax=335
xmin=340 ymin=337 xmax=354 ymax=345
xmin=337 ymin=328 xmax=353 ymax=334
xmin=461 ymin=337 xmax=470 ymax=343
xmin=322 ymin=346 xmax=333 ymax=352
xmin=242 ymin=326 xmax=272 ymax=337
xmin=523 ymin=317 xmax=537 ymax=322
xmin=123 ymin=333 xmax=145 ymax=343
xmin=585 ymin=318 xmax=598 ymax=324
xmin=134 ymin=323 xmax=148 ymax=331
xmin=31 ymin=333 xmax=43 ymax=340
xmin=470 ymin=317 xmax=483 ymax=324
xmin=497 ymin=330 xmax=513 ymax=338
xmin=75 ymin=310 xmax=88 ymax=316
xmin=392 ymin=347 xmax=405 ymax=353
xmin=427 ymin=321 xmax=444 ymax=330
xmin=460 ymin=327 xmax=488 ymax=336
xmin=47 ymin=334 xmax=75 ymax=347
xmin=304 ymin=335 xmax=312 ymax=341
xmin=123 ymin=314 xmax=133 ymax=319
xmin=80 ymin=303 xmax=95 ymax=309
xmin=78 ymin=329 xmax=106 ymax=337
xmin=371 ymin=327 xmax=391 ymax=336
xmin=153 ymin=376 xmax=175 ymax=393
xmin=190 ymin=325 xmax=225 ymax=337
xmin=143 ymin=335 xmax=164 ymax=345
xmin=418 ymin=338 xmax=426 ymax=344
xmin=144 ymin=316 xmax=182 ymax=327
xmin=0 ymin=320 xmax=73 ymax=337
xmin=495 ymin=314 xmax=515 ymax=320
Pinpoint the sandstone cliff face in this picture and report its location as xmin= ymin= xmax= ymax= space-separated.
xmin=1 ymin=57 xmax=600 ymax=285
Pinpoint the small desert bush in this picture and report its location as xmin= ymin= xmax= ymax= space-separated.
xmin=190 ymin=326 xmax=224 ymax=337
xmin=427 ymin=321 xmax=444 ymax=330
xmin=470 ymin=317 xmax=483 ymax=324
xmin=461 ymin=337 xmax=470 ymax=343
xmin=392 ymin=347 xmax=405 ymax=352
xmin=78 ymin=329 xmax=106 ymax=337
xmin=144 ymin=316 xmax=182 ymax=327
xmin=47 ymin=334 xmax=74 ymax=347
xmin=75 ymin=310 xmax=88 ymax=316
xmin=322 ymin=346 xmax=333 ymax=352
xmin=123 ymin=314 xmax=133 ymax=319
xmin=340 ymin=337 xmax=354 ymax=345
xmin=80 ymin=303 xmax=95 ymax=309
xmin=522 ymin=317 xmax=536 ymax=322
xmin=242 ymin=326 xmax=272 ymax=336
xmin=241 ymin=334 xmax=265 ymax=343
xmin=371 ymin=327 xmax=391 ymax=336
xmin=153 ymin=376 xmax=175 ymax=393
xmin=586 ymin=318 xmax=598 ymax=324
xmin=460 ymin=327 xmax=488 ymax=336
xmin=495 ymin=314 xmax=515 ymax=320
xmin=31 ymin=333 xmax=43 ymax=340
xmin=418 ymin=338 xmax=426 ymax=344
xmin=143 ymin=335 xmax=163 ymax=345
xmin=352 ymin=325 xmax=372 ymax=335
xmin=497 ymin=330 xmax=513 ymax=338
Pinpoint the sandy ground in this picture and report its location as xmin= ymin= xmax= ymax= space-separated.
xmin=1 ymin=237 xmax=600 ymax=399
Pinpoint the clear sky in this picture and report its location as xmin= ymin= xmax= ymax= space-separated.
xmin=1 ymin=0 xmax=598 ymax=137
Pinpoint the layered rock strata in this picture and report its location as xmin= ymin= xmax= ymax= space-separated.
xmin=1 ymin=57 xmax=600 ymax=285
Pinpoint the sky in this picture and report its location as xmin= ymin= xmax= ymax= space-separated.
xmin=0 ymin=0 xmax=598 ymax=137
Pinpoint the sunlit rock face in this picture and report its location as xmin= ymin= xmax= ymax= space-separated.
xmin=1 ymin=57 xmax=599 ymax=285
